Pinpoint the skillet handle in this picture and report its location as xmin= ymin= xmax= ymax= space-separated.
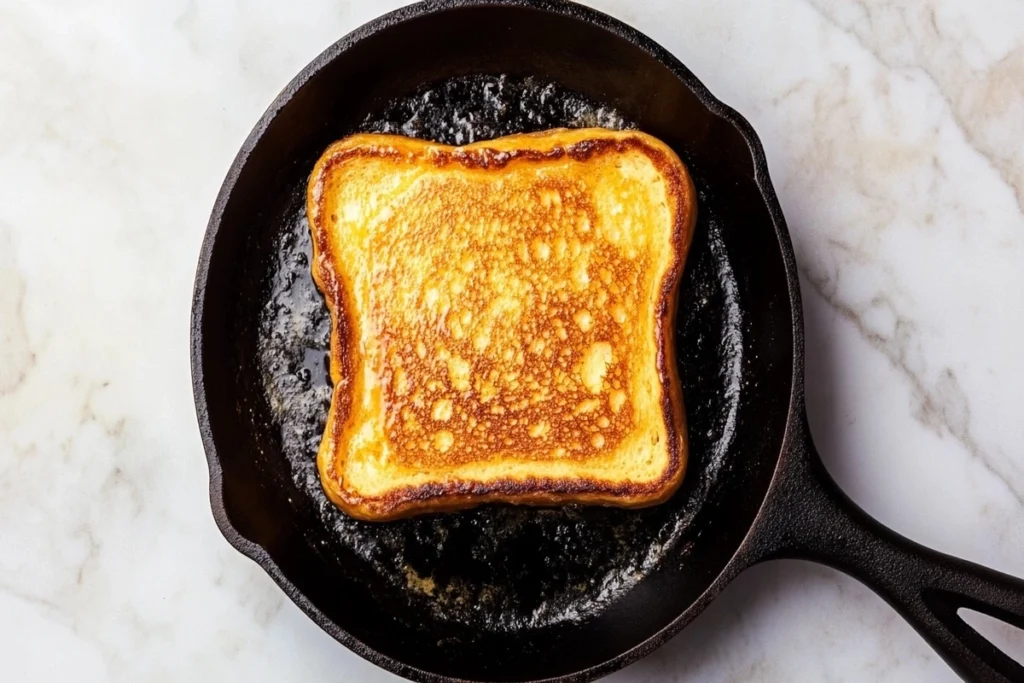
xmin=749 ymin=416 xmax=1024 ymax=683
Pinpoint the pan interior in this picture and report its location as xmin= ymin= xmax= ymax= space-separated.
xmin=197 ymin=4 xmax=796 ymax=680
xmin=258 ymin=74 xmax=742 ymax=633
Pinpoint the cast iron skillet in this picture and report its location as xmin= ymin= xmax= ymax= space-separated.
xmin=191 ymin=1 xmax=1024 ymax=681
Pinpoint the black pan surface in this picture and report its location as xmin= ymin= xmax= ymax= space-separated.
xmin=192 ymin=2 xmax=1024 ymax=682
xmin=260 ymin=73 xmax=755 ymax=634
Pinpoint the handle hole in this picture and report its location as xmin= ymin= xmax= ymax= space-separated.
xmin=959 ymin=608 xmax=1024 ymax=664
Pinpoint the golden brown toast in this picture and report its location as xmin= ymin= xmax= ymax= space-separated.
xmin=307 ymin=128 xmax=696 ymax=521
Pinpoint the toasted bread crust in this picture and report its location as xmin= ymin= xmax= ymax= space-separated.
xmin=308 ymin=129 xmax=696 ymax=520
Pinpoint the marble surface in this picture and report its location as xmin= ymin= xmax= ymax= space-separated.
xmin=1 ymin=0 xmax=1023 ymax=680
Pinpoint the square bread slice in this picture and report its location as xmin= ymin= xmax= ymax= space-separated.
xmin=307 ymin=128 xmax=696 ymax=520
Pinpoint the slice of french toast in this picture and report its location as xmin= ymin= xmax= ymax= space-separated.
xmin=307 ymin=128 xmax=696 ymax=521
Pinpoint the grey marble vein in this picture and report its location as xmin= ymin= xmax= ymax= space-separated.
xmin=803 ymin=264 xmax=1024 ymax=508
xmin=805 ymin=0 xmax=1024 ymax=216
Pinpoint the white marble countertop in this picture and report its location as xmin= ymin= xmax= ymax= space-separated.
xmin=2 ymin=0 xmax=1023 ymax=680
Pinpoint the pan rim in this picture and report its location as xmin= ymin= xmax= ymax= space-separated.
xmin=189 ymin=1 xmax=805 ymax=681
